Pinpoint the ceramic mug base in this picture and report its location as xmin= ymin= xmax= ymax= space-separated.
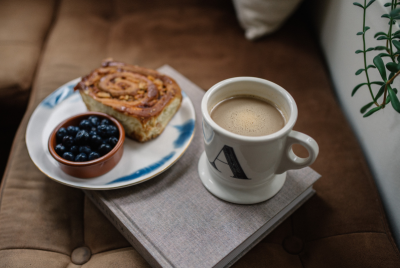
xmin=198 ymin=151 xmax=286 ymax=204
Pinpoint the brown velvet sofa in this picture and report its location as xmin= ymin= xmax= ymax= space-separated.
xmin=1 ymin=0 xmax=400 ymax=267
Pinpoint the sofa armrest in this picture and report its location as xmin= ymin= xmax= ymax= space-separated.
xmin=0 ymin=0 xmax=57 ymax=100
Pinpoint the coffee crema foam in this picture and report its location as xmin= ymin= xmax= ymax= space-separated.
xmin=210 ymin=96 xmax=286 ymax=137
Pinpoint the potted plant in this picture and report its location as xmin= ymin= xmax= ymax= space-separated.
xmin=353 ymin=0 xmax=400 ymax=117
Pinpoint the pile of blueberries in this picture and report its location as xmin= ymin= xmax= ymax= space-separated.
xmin=55 ymin=116 xmax=120 ymax=162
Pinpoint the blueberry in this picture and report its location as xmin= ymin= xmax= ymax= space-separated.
xmin=88 ymin=151 xmax=100 ymax=161
xmin=67 ymin=126 xmax=80 ymax=136
xmin=108 ymin=136 xmax=119 ymax=147
xmin=70 ymin=145 xmax=79 ymax=155
xmin=79 ymin=145 xmax=92 ymax=155
xmin=79 ymin=119 xmax=92 ymax=130
xmin=56 ymin=128 xmax=68 ymax=143
xmin=98 ymin=143 xmax=112 ymax=156
xmin=100 ymin=119 xmax=110 ymax=126
xmin=75 ymin=153 xmax=87 ymax=162
xmin=97 ymin=125 xmax=108 ymax=138
xmin=62 ymin=152 xmax=75 ymax=161
xmin=106 ymin=125 xmax=119 ymax=138
xmin=75 ymin=130 xmax=89 ymax=145
xmin=62 ymin=136 xmax=74 ymax=147
xmin=55 ymin=144 xmax=66 ymax=156
xmin=90 ymin=134 xmax=103 ymax=148
xmin=89 ymin=127 xmax=98 ymax=136
xmin=88 ymin=116 xmax=100 ymax=126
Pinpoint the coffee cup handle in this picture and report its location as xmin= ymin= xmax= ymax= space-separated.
xmin=276 ymin=131 xmax=319 ymax=174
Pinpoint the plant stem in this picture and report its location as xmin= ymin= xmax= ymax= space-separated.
xmin=386 ymin=39 xmax=390 ymax=53
xmin=382 ymin=69 xmax=400 ymax=106
xmin=362 ymin=0 xmax=379 ymax=106
xmin=388 ymin=1 xmax=395 ymax=62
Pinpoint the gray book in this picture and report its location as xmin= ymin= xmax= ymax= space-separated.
xmin=84 ymin=66 xmax=321 ymax=268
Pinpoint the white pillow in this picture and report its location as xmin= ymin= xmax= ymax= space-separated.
xmin=232 ymin=0 xmax=304 ymax=40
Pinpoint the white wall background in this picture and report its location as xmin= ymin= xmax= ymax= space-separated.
xmin=311 ymin=0 xmax=400 ymax=245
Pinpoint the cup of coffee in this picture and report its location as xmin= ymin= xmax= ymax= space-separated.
xmin=198 ymin=77 xmax=319 ymax=204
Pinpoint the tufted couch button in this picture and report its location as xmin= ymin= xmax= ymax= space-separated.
xmin=71 ymin=246 xmax=92 ymax=265
xmin=283 ymin=236 xmax=304 ymax=255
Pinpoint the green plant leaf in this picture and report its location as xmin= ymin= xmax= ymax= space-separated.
xmin=373 ymin=55 xmax=387 ymax=81
xmin=366 ymin=47 xmax=375 ymax=52
xmin=390 ymin=7 xmax=400 ymax=17
xmin=382 ymin=14 xmax=390 ymax=18
xmin=384 ymin=2 xmax=392 ymax=7
xmin=364 ymin=26 xmax=371 ymax=31
xmin=353 ymin=2 xmax=364 ymax=8
xmin=371 ymin=81 xmax=385 ymax=86
xmin=388 ymin=86 xmax=400 ymax=112
xmin=360 ymin=102 xmax=374 ymax=113
xmin=393 ymin=33 xmax=400 ymax=39
xmin=393 ymin=88 xmax=398 ymax=93
xmin=355 ymin=68 xmax=365 ymax=75
xmin=393 ymin=40 xmax=400 ymax=50
xmin=367 ymin=64 xmax=376 ymax=69
xmin=374 ymin=32 xmax=387 ymax=38
xmin=375 ymin=46 xmax=388 ymax=50
xmin=378 ymin=52 xmax=391 ymax=57
xmin=386 ymin=62 xmax=399 ymax=72
xmin=363 ymin=106 xmax=382 ymax=117
xmin=366 ymin=0 xmax=375 ymax=7
xmin=377 ymin=35 xmax=389 ymax=40
xmin=357 ymin=31 xmax=364 ymax=35
xmin=355 ymin=49 xmax=364 ymax=54
xmin=374 ymin=84 xmax=386 ymax=101
xmin=394 ymin=30 xmax=400 ymax=35
xmin=352 ymin=83 xmax=367 ymax=96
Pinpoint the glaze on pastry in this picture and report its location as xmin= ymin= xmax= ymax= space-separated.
xmin=74 ymin=59 xmax=182 ymax=142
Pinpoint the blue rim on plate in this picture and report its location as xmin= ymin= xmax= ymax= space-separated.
xmin=26 ymin=78 xmax=196 ymax=190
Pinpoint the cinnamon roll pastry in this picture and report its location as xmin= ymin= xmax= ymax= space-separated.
xmin=74 ymin=59 xmax=182 ymax=142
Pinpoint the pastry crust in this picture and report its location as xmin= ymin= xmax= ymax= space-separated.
xmin=74 ymin=59 xmax=182 ymax=142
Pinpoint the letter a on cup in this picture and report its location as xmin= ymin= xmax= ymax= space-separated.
xmin=209 ymin=145 xmax=250 ymax=180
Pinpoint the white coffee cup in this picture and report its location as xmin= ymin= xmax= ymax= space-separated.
xmin=198 ymin=77 xmax=319 ymax=204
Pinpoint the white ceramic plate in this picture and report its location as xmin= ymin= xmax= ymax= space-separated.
xmin=26 ymin=78 xmax=196 ymax=190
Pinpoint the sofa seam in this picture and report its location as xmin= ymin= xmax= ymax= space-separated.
xmin=0 ymin=247 xmax=70 ymax=256
xmin=0 ymin=41 xmax=42 ymax=45
xmin=90 ymin=246 xmax=134 ymax=256
xmin=306 ymin=231 xmax=388 ymax=243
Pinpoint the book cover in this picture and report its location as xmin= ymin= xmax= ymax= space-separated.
xmin=84 ymin=65 xmax=321 ymax=268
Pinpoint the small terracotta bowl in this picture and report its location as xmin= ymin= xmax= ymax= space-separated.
xmin=48 ymin=112 xmax=125 ymax=178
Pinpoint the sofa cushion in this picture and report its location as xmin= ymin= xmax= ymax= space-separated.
xmin=232 ymin=0 xmax=303 ymax=40
xmin=0 ymin=0 xmax=399 ymax=267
